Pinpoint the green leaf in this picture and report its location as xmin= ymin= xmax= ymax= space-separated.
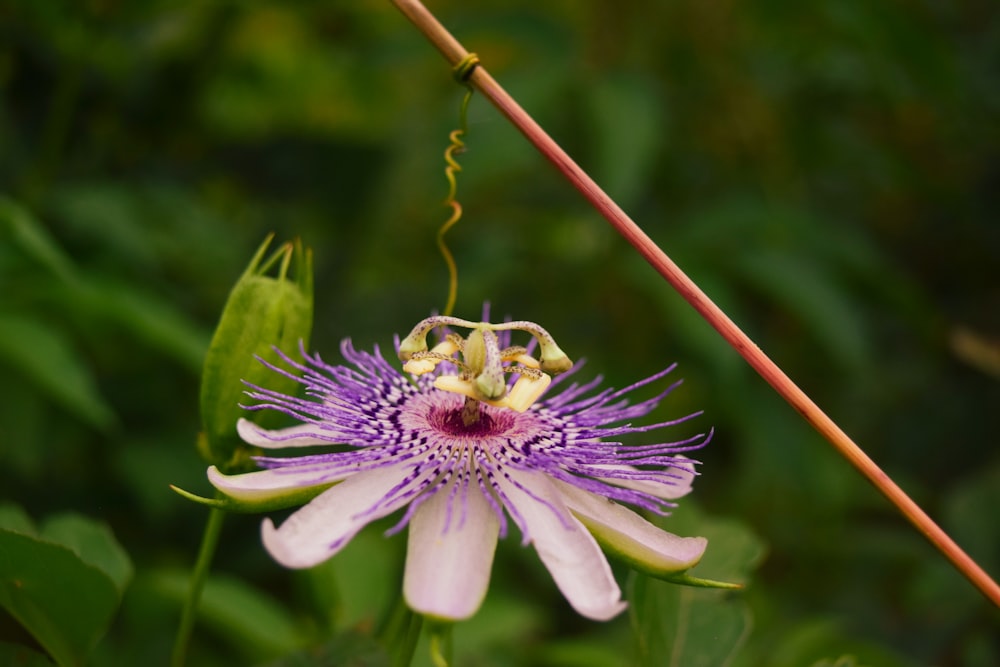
xmin=73 ymin=278 xmax=210 ymax=373
xmin=688 ymin=515 xmax=768 ymax=583
xmin=732 ymin=249 xmax=869 ymax=371
xmin=583 ymin=71 xmax=664 ymax=208
xmin=0 ymin=503 xmax=37 ymax=535
xmin=113 ymin=434 xmax=207 ymax=520
xmin=535 ymin=638 xmax=632 ymax=667
xmin=0 ymin=641 xmax=56 ymax=667
xmin=147 ymin=568 xmax=308 ymax=660
xmin=944 ymin=461 xmax=1000 ymax=574
xmin=43 ymin=183 xmax=159 ymax=272
xmin=39 ymin=515 xmax=133 ymax=596
xmin=628 ymin=505 xmax=765 ymax=667
xmin=0 ymin=313 xmax=116 ymax=431
xmin=0 ymin=196 xmax=76 ymax=283
xmin=302 ymin=528 xmax=402 ymax=632
xmin=811 ymin=656 xmax=861 ymax=667
xmin=260 ymin=632 xmax=390 ymax=667
xmin=0 ymin=508 xmax=132 ymax=667
xmin=762 ymin=619 xmax=911 ymax=667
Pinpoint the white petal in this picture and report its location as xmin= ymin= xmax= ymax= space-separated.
xmin=237 ymin=418 xmax=338 ymax=449
xmin=554 ymin=480 xmax=707 ymax=576
xmin=496 ymin=470 xmax=627 ymax=621
xmin=403 ymin=481 xmax=500 ymax=621
xmin=593 ymin=456 xmax=697 ymax=500
xmin=208 ymin=464 xmax=352 ymax=502
xmin=262 ymin=462 xmax=429 ymax=568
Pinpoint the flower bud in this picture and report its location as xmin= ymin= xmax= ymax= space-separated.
xmin=198 ymin=235 xmax=313 ymax=470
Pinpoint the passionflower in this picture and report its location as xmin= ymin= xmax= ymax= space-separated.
xmin=206 ymin=314 xmax=712 ymax=621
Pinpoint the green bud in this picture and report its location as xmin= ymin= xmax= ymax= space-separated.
xmin=199 ymin=234 xmax=313 ymax=470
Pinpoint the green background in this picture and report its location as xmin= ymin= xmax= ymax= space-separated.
xmin=1 ymin=1 xmax=997 ymax=665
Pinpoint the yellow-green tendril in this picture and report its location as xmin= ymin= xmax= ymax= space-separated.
xmin=438 ymin=53 xmax=479 ymax=317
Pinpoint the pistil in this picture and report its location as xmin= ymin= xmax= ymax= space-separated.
xmin=461 ymin=396 xmax=481 ymax=426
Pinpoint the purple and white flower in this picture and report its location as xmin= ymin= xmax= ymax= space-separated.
xmin=208 ymin=315 xmax=711 ymax=621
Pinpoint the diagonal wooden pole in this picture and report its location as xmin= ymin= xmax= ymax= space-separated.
xmin=390 ymin=0 xmax=1000 ymax=607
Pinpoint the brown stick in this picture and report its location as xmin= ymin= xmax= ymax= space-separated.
xmin=389 ymin=0 xmax=1000 ymax=607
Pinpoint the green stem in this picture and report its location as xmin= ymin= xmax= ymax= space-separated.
xmin=380 ymin=596 xmax=423 ymax=667
xmin=171 ymin=504 xmax=226 ymax=667
xmin=395 ymin=612 xmax=424 ymax=667
xmin=402 ymin=613 xmax=424 ymax=667
xmin=429 ymin=623 xmax=453 ymax=667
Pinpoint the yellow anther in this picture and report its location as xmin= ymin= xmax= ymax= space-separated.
xmin=434 ymin=375 xmax=507 ymax=405
xmin=434 ymin=369 xmax=551 ymax=412
xmin=398 ymin=337 xmax=427 ymax=361
xmin=403 ymin=358 xmax=438 ymax=375
xmin=501 ymin=373 xmax=551 ymax=412
xmin=511 ymin=353 xmax=540 ymax=369
xmin=403 ymin=340 xmax=462 ymax=375
xmin=431 ymin=339 xmax=460 ymax=356
xmin=434 ymin=375 xmax=479 ymax=401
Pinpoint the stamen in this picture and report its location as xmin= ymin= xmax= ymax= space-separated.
xmin=403 ymin=339 xmax=462 ymax=374
xmin=503 ymin=373 xmax=551 ymax=412
xmin=399 ymin=315 xmax=574 ymax=411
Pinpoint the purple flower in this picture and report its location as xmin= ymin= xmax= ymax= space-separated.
xmin=208 ymin=316 xmax=710 ymax=621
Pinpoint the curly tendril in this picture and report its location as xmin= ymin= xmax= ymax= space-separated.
xmin=437 ymin=53 xmax=480 ymax=318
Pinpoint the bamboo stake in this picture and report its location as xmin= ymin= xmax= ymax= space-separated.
xmin=389 ymin=0 xmax=1000 ymax=607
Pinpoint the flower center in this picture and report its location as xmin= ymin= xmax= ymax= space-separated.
xmin=429 ymin=404 xmax=513 ymax=438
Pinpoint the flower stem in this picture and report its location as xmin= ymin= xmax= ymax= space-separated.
xmin=389 ymin=0 xmax=1000 ymax=608
xmin=380 ymin=597 xmax=423 ymax=667
xmin=171 ymin=505 xmax=226 ymax=667
xmin=429 ymin=623 xmax=453 ymax=667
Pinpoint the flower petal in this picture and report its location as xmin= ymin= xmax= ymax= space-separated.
xmin=403 ymin=481 xmax=500 ymax=621
xmin=554 ymin=480 xmax=707 ymax=576
xmin=208 ymin=464 xmax=350 ymax=502
xmin=593 ymin=456 xmax=697 ymax=500
xmin=262 ymin=462 xmax=429 ymax=568
xmin=237 ymin=418 xmax=338 ymax=448
xmin=496 ymin=470 xmax=627 ymax=621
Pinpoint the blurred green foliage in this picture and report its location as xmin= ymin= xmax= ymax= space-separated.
xmin=1 ymin=0 xmax=998 ymax=665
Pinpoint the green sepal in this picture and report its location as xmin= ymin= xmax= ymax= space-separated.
xmin=655 ymin=571 xmax=744 ymax=590
xmin=575 ymin=513 xmax=743 ymax=590
xmin=595 ymin=529 xmax=743 ymax=589
xmin=169 ymin=482 xmax=332 ymax=514
xmin=199 ymin=234 xmax=314 ymax=468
